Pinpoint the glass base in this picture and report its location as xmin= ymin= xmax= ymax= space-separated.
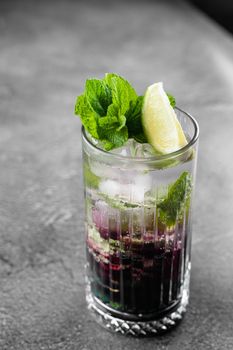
xmin=86 ymin=263 xmax=191 ymax=336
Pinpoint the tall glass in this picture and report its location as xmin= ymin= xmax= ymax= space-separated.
xmin=82 ymin=108 xmax=199 ymax=336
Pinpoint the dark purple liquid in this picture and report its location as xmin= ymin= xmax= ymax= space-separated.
xmin=86 ymin=208 xmax=185 ymax=314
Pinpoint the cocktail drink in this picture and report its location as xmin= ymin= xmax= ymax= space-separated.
xmin=75 ymin=75 xmax=199 ymax=336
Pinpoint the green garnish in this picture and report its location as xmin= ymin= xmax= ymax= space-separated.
xmin=98 ymin=192 xmax=140 ymax=210
xmin=75 ymin=73 xmax=175 ymax=150
xmin=109 ymin=302 xmax=121 ymax=310
xmin=158 ymin=171 xmax=192 ymax=226
xmin=75 ymin=73 xmax=144 ymax=150
xmin=166 ymin=93 xmax=176 ymax=108
xmin=83 ymin=162 xmax=100 ymax=189
xmin=88 ymin=226 xmax=109 ymax=253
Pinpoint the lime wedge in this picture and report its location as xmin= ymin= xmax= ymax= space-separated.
xmin=142 ymin=82 xmax=187 ymax=154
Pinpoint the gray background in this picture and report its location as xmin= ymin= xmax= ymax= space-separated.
xmin=1 ymin=0 xmax=233 ymax=349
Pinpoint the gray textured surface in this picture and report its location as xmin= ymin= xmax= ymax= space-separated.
xmin=1 ymin=0 xmax=233 ymax=349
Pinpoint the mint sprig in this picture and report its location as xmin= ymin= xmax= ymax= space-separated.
xmin=167 ymin=93 xmax=176 ymax=108
xmin=158 ymin=171 xmax=192 ymax=226
xmin=83 ymin=162 xmax=100 ymax=189
xmin=75 ymin=73 xmax=176 ymax=150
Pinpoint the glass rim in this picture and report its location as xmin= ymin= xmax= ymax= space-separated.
xmin=81 ymin=107 xmax=199 ymax=163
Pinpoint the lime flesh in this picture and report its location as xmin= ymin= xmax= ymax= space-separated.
xmin=142 ymin=82 xmax=188 ymax=154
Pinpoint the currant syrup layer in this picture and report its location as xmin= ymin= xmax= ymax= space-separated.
xmin=86 ymin=200 xmax=188 ymax=315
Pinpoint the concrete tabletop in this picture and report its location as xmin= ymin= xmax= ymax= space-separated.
xmin=1 ymin=0 xmax=233 ymax=349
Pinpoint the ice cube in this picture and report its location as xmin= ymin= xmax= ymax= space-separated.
xmin=111 ymin=139 xmax=156 ymax=158
xmin=111 ymin=139 xmax=138 ymax=157
xmin=135 ymin=173 xmax=152 ymax=191
xmin=99 ymin=172 xmax=153 ymax=204
xmin=129 ymin=185 xmax=143 ymax=202
xmin=87 ymin=129 xmax=157 ymax=159
xmin=141 ymin=143 xmax=157 ymax=158
xmin=89 ymin=160 xmax=116 ymax=179
xmin=130 ymin=175 xmax=152 ymax=202
xmin=99 ymin=179 xmax=121 ymax=197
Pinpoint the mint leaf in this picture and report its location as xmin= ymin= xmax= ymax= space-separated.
xmin=102 ymin=126 xmax=128 ymax=151
xmin=98 ymin=115 xmax=119 ymax=130
xmin=104 ymin=73 xmax=138 ymax=113
xmin=75 ymin=94 xmax=99 ymax=139
xmin=105 ymin=104 xmax=126 ymax=131
xmin=117 ymin=115 xmax=127 ymax=131
xmin=98 ymin=192 xmax=141 ymax=210
xmin=158 ymin=171 xmax=192 ymax=226
xmin=85 ymin=79 xmax=112 ymax=116
xmin=83 ymin=162 xmax=100 ymax=189
xmin=126 ymin=96 xmax=147 ymax=143
xmin=167 ymin=93 xmax=176 ymax=108
xmin=133 ymin=133 xmax=147 ymax=143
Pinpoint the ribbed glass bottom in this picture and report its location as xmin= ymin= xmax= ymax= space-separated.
xmin=86 ymin=263 xmax=190 ymax=336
